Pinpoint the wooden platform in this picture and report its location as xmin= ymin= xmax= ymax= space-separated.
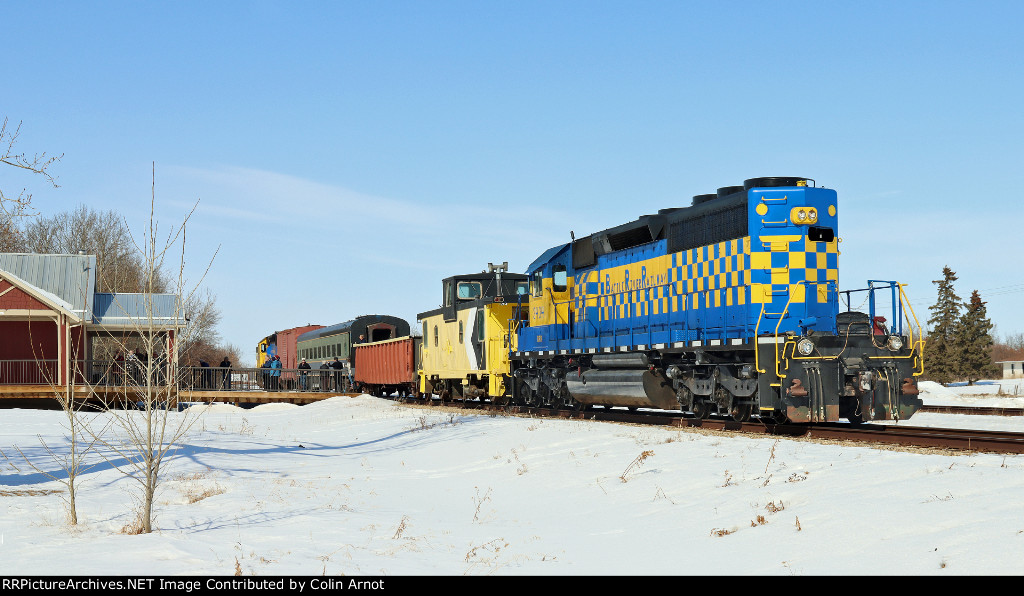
xmin=0 ymin=385 xmax=359 ymax=406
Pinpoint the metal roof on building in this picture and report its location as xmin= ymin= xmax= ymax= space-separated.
xmin=0 ymin=253 xmax=95 ymax=318
xmin=92 ymin=293 xmax=184 ymax=327
xmin=0 ymin=253 xmax=182 ymax=328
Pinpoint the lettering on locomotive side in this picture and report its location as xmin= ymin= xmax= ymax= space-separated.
xmin=602 ymin=265 xmax=667 ymax=296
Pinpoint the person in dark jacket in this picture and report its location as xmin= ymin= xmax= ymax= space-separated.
xmin=261 ymin=358 xmax=272 ymax=391
xmin=319 ymin=361 xmax=331 ymax=392
xmin=298 ymin=358 xmax=311 ymax=391
xmin=219 ymin=356 xmax=232 ymax=390
xmin=330 ymin=357 xmax=345 ymax=391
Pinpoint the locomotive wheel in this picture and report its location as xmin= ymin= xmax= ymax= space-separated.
xmin=532 ymin=385 xmax=548 ymax=408
xmin=517 ymin=382 xmax=533 ymax=407
xmin=730 ymin=403 xmax=753 ymax=422
xmin=692 ymin=400 xmax=711 ymax=419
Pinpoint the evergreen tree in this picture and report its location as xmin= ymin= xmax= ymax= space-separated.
xmin=956 ymin=290 xmax=998 ymax=385
xmin=925 ymin=266 xmax=962 ymax=384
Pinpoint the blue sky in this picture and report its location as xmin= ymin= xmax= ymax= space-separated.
xmin=4 ymin=1 xmax=1023 ymax=364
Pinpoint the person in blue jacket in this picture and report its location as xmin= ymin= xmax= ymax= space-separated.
xmin=270 ymin=355 xmax=282 ymax=390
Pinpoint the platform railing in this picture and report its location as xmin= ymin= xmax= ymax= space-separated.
xmin=0 ymin=360 xmax=356 ymax=393
xmin=0 ymin=359 xmax=61 ymax=385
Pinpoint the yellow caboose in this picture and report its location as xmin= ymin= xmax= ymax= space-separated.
xmin=418 ymin=263 xmax=529 ymax=402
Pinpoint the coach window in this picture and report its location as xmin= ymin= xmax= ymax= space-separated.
xmin=459 ymin=321 xmax=464 ymax=343
xmin=457 ymin=282 xmax=481 ymax=300
xmin=553 ymin=265 xmax=567 ymax=292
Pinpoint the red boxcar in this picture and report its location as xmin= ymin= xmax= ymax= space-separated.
xmin=277 ymin=325 xmax=324 ymax=370
xmin=354 ymin=336 xmax=421 ymax=397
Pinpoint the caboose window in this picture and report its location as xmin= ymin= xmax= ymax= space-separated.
xmin=553 ymin=266 xmax=567 ymax=292
xmin=457 ymin=282 xmax=482 ymax=300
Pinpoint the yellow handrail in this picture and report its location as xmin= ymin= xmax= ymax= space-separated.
xmin=897 ymin=283 xmax=926 ymax=376
xmin=754 ymin=304 xmax=767 ymax=373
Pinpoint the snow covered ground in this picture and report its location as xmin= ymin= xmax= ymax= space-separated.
xmin=2 ymin=379 xmax=1024 ymax=576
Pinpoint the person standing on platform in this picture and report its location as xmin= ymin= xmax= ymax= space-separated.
xmin=330 ymin=356 xmax=344 ymax=391
xmin=298 ymin=358 xmax=311 ymax=391
xmin=219 ymin=355 xmax=232 ymax=390
xmin=270 ymin=355 xmax=282 ymax=390
xmin=319 ymin=361 xmax=330 ymax=391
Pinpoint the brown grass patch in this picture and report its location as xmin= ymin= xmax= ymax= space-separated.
xmin=0 ymin=489 xmax=62 ymax=497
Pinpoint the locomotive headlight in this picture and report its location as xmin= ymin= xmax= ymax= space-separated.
xmin=887 ymin=335 xmax=904 ymax=351
xmin=790 ymin=207 xmax=815 ymax=225
xmin=796 ymin=338 xmax=814 ymax=356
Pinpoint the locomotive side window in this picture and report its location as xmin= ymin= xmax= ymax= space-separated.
xmin=434 ymin=325 xmax=438 ymax=347
xmin=457 ymin=282 xmax=482 ymax=300
xmin=532 ymin=272 xmax=543 ymax=297
xmin=516 ymin=281 xmax=529 ymax=295
xmin=476 ymin=310 xmax=485 ymax=341
xmin=444 ymin=281 xmax=453 ymax=307
xmin=459 ymin=321 xmax=464 ymax=343
xmin=553 ymin=265 xmax=567 ymax=292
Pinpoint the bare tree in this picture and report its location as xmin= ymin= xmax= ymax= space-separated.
xmin=0 ymin=117 xmax=62 ymax=247
xmin=19 ymin=205 xmax=171 ymax=293
xmin=91 ymin=165 xmax=219 ymax=534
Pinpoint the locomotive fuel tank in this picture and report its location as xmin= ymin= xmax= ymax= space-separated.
xmin=565 ymin=367 xmax=677 ymax=409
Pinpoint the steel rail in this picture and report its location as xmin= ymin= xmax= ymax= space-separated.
xmin=920 ymin=404 xmax=1024 ymax=417
xmin=398 ymin=395 xmax=1024 ymax=454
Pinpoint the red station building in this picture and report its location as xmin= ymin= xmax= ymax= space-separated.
xmin=0 ymin=253 xmax=184 ymax=394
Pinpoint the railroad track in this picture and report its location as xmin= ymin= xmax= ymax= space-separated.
xmin=393 ymin=395 xmax=1024 ymax=454
xmin=920 ymin=404 xmax=1024 ymax=417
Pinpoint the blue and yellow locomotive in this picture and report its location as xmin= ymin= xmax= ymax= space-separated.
xmin=511 ymin=177 xmax=925 ymax=423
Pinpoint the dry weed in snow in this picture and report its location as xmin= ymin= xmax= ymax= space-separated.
xmin=619 ymin=450 xmax=654 ymax=482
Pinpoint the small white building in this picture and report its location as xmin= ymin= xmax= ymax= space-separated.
xmin=996 ymin=361 xmax=1024 ymax=379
